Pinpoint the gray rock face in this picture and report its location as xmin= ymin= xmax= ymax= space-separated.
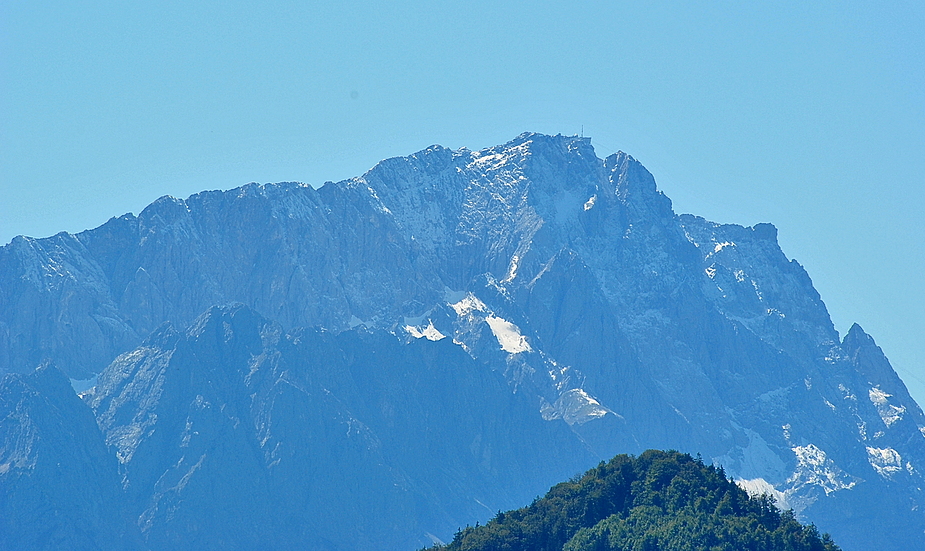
xmin=0 ymin=364 xmax=141 ymax=550
xmin=83 ymin=304 xmax=592 ymax=550
xmin=1 ymin=132 xmax=923 ymax=549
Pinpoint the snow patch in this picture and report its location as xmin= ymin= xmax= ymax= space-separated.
xmin=404 ymin=320 xmax=446 ymax=341
xmin=869 ymin=387 xmax=905 ymax=427
xmin=540 ymin=388 xmax=612 ymax=425
xmin=736 ymin=478 xmax=791 ymax=511
xmin=583 ymin=194 xmax=597 ymax=211
xmin=866 ymin=446 xmax=903 ymax=478
xmin=503 ymin=254 xmax=521 ymax=283
xmin=449 ymin=294 xmax=487 ymax=317
xmin=788 ymin=444 xmax=858 ymax=496
xmin=713 ymin=241 xmax=735 ymax=253
xmin=485 ymin=315 xmax=531 ymax=354
xmin=446 ymin=290 xmax=531 ymax=354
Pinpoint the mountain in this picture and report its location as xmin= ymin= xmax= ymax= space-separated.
xmin=84 ymin=304 xmax=593 ymax=550
xmin=432 ymin=450 xmax=839 ymax=551
xmin=1 ymin=133 xmax=923 ymax=549
xmin=0 ymin=363 xmax=141 ymax=549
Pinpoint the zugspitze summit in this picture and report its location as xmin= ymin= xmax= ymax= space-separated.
xmin=1 ymin=133 xmax=922 ymax=550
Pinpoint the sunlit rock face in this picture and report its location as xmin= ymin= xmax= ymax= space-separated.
xmin=1 ymin=133 xmax=924 ymax=549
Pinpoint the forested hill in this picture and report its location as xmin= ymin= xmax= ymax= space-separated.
xmin=431 ymin=450 xmax=839 ymax=551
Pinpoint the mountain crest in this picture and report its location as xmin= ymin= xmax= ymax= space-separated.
xmin=0 ymin=133 xmax=922 ymax=550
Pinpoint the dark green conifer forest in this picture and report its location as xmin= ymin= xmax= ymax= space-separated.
xmin=430 ymin=450 xmax=839 ymax=551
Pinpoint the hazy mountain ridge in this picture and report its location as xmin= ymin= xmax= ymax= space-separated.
xmin=1 ymin=133 xmax=923 ymax=549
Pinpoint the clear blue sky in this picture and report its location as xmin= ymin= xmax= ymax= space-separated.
xmin=2 ymin=1 xmax=923 ymax=403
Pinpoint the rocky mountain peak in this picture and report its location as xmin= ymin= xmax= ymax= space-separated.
xmin=842 ymin=322 xmax=874 ymax=350
xmin=750 ymin=221 xmax=778 ymax=241
xmin=0 ymin=133 xmax=922 ymax=550
xmin=604 ymin=150 xmax=673 ymax=220
xmin=138 ymin=194 xmax=191 ymax=228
